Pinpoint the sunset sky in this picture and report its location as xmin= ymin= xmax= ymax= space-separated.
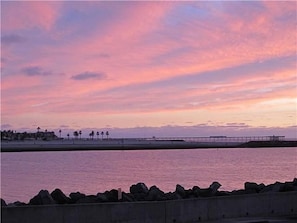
xmin=1 ymin=1 xmax=296 ymax=138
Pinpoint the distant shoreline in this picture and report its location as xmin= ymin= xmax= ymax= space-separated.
xmin=1 ymin=139 xmax=296 ymax=152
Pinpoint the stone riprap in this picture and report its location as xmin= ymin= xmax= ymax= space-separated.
xmin=1 ymin=179 xmax=297 ymax=207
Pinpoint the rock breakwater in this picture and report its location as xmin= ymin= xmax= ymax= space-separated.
xmin=2 ymin=179 xmax=297 ymax=207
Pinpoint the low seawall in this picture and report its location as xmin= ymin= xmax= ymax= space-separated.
xmin=2 ymin=138 xmax=297 ymax=152
xmin=240 ymin=140 xmax=297 ymax=148
xmin=2 ymin=192 xmax=297 ymax=223
xmin=1 ymin=139 xmax=242 ymax=152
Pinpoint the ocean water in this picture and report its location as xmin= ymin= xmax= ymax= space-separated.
xmin=1 ymin=147 xmax=296 ymax=203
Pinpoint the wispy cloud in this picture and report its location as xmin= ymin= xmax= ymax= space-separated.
xmin=21 ymin=66 xmax=52 ymax=76
xmin=71 ymin=71 xmax=106 ymax=81
xmin=1 ymin=34 xmax=25 ymax=45
xmin=1 ymin=124 xmax=12 ymax=129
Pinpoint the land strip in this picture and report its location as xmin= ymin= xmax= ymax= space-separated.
xmin=1 ymin=139 xmax=296 ymax=152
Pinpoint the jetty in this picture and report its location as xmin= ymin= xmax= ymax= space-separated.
xmin=1 ymin=136 xmax=296 ymax=152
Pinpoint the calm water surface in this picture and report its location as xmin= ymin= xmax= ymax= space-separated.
xmin=1 ymin=147 xmax=296 ymax=203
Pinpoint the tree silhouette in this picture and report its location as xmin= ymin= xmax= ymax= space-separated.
xmin=96 ymin=131 xmax=99 ymax=140
xmin=37 ymin=127 xmax=40 ymax=132
xmin=59 ymin=129 xmax=62 ymax=138
xmin=106 ymin=131 xmax=109 ymax=140
xmin=67 ymin=133 xmax=70 ymax=140
xmin=73 ymin=131 xmax=79 ymax=139
xmin=79 ymin=130 xmax=82 ymax=140
xmin=89 ymin=131 xmax=94 ymax=140
xmin=101 ymin=131 xmax=104 ymax=140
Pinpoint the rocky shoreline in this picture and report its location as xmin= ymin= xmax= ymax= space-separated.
xmin=2 ymin=179 xmax=297 ymax=207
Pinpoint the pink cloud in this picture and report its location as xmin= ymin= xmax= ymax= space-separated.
xmin=1 ymin=1 xmax=60 ymax=31
xmin=1 ymin=1 xmax=296 ymax=132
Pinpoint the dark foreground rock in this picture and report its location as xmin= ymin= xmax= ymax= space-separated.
xmin=51 ymin=188 xmax=70 ymax=204
xmin=2 ymin=179 xmax=297 ymax=206
xmin=1 ymin=198 xmax=7 ymax=207
xmin=29 ymin=190 xmax=56 ymax=205
xmin=69 ymin=192 xmax=86 ymax=203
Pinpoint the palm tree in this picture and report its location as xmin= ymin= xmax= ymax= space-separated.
xmin=36 ymin=127 xmax=41 ymax=140
xmin=96 ymin=131 xmax=99 ymax=140
xmin=59 ymin=129 xmax=62 ymax=138
xmin=73 ymin=131 xmax=79 ymax=139
xmin=101 ymin=131 xmax=104 ymax=140
xmin=106 ymin=131 xmax=109 ymax=140
xmin=67 ymin=133 xmax=70 ymax=140
xmin=79 ymin=130 xmax=82 ymax=140
xmin=88 ymin=131 xmax=94 ymax=140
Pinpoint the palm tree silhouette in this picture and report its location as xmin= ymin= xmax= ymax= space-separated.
xmin=106 ymin=131 xmax=109 ymax=140
xmin=101 ymin=131 xmax=104 ymax=140
xmin=73 ymin=131 xmax=79 ymax=139
xmin=59 ymin=129 xmax=62 ymax=138
xmin=36 ymin=127 xmax=41 ymax=140
xmin=96 ymin=131 xmax=99 ymax=140
xmin=79 ymin=130 xmax=82 ymax=140
xmin=67 ymin=133 xmax=70 ymax=140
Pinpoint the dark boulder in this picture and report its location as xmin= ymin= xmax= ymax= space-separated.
xmin=260 ymin=184 xmax=273 ymax=193
xmin=198 ymin=188 xmax=212 ymax=197
xmin=192 ymin=186 xmax=201 ymax=197
xmin=164 ymin=192 xmax=182 ymax=200
xmin=270 ymin=182 xmax=282 ymax=192
xmin=258 ymin=183 xmax=265 ymax=191
xmin=244 ymin=182 xmax=258 ymax=191
xmin=76 ymin=195 xmax=98 ymax=204
xmin=280 ymin=182 xmax=295 ymax=192
xmin=97 ymin=193 xmax=109 ymax=202
xmin=104 ymin=189 xmax=118 ymax=202
xmin=273 ymin=182 xmax=283 ymax=192
xmin=1 ymin=198 xmax=7 ymax=207
xmin=230 ymin=189 xmax=248 ymax=196
xmin=244 ymin=182 xmax=265 ymax=193
xmin=216 ymin=191 xmax=231 ymax=196
xmin=184 ymin=189 xmax=195 ymax=199
xmin=189 ymin=185 xmax=214 ymax=197
xmin=260 ymin=182 xmax=284 ymax=193
xmin=69 ymin=192 xmax=86 ymax=203
xmin=29 ymin=190 xmax=56 ymax=205
xmin=121 ymin=192 xmax=135 ymax=202
xmin=209 ymin=182 xmax=221 ymax=195
xmin=146 ymin=185 xmax=165 ymax=201
xmin=130 ymin=183 xmax=149 ymax=195
xmin=175 ymin=184 xmax=186 ymax=198
xmin=51 ymin=188 xmax=70 ymax=204
xmin=8 ymin=201 xmax=26 ymax=207
xmin=133 ymin=192 xmax=147 ymax=201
